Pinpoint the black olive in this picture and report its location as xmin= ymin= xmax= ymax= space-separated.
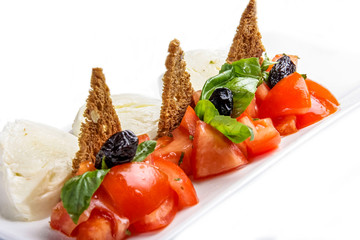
xmin=95 ymin=130 xmax=139 ymax=169
xmin=268 ymin=55 xmax=296 ymax=88
xmin=209 ymin=87 xmax=233 ymax=116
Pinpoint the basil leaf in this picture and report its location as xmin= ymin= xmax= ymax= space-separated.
xmin=261 ymin=53 xmax=277 ymax=71
xmin=132 ymin=140 xmax=156 ymax=162
xmin=195 ymin=100 xmax=253 ymax=143
xmin=61 ymin=169 xmax=110 ymax=224
xmin=200 ymin=70 xmax=233 ymax=100
xmin=209 ymin=115 xmax=254 ymax=143
xmin=195 ymin=100 xmax=219 ymax=123
xmin=224 ymin=77 xmax=259 ymax=117
xmin=231 ymin=57 xmax=262 ymax=79
xmin=219 ymin=63 xmax=232 ymax=73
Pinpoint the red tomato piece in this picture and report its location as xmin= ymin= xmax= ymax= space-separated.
xmin=296 ymin=79 xmax=339 ymax=129
xmin=273 ymin=115 xmax=298 ymax=136
xmin=101 ymin=162 xmax=172 ymax=223
xmin=238 ymin=115 xmax=281 ymax=157
xmin=179 ymin=106 xmax=199 ymax=136
xmin=259 ymin=72 xmax=311 ymax=118
xmin=244 ymin=96 xmax=258 ymax=118
xmin=191 ymin=121 xmax=247 ymax=179
xmin=75 ymin=209 xmax=114 ymax=240
xmin=192 ymin=90 xmax=202 ymax=106
xmin=153 ymin=159 xmax=198 ymax=209
xmin=255 ymin=83 xmax=270 ymax=107
xmin=129 ymin=190 xmax=178 ymax=233
xmin=138 ymin=134 xmax=150 ymax=144
xmin=152 ymin=128 xmax=193 ymax=175
xmin=76 ymin=160 xmax=96 ymax=176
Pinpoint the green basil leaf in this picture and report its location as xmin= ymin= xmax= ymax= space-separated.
xmin=195 ymin=100 xmax=219 ymax=123
xmin=61 ymin=169 xmax=110 ymax=224
xmin=195 ymin=100 xmax=253 ymax=143
xmin=200 ymin=70 xmax=233 ymax=100
xmin=209 ymin=115 xmax=254 ymax=143
xmin=231 ymin=57 xmax=262 ymax=79
xmin=224 ymin=77 xmax=259 ymax=117
xmin=260 ymin=53 xmax=277 ymax=71
xmin=132 ymin=140 xmax=156 ymax=162
xmin=219 ymin=62 xmax=232 ymax=73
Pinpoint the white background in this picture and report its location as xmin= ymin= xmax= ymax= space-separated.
xmin=1 ymin=0 xmax=360 ymax=239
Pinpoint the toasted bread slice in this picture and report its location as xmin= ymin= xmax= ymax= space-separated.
xmin=227 ymin=0 xmax=265 ymax=62
xmin=157 ymin=39 xmax=193 ymax=138
xmin=72 ymin=68 xmax=121 ymax=173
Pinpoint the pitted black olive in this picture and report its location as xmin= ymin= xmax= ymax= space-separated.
xmin=268 ymin=55 xmax=296 ymax=88
xmin=209 ymin=87 xmax=233 ymax=116
xmin=95 ymin=130 xmax=138 ymax=169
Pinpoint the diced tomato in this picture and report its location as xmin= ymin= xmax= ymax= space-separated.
xmin=153 ymin=159 xmax=198 ymax=209
xmin=129 ymin=190 xmax=178 ymax=233
xmin=138 ymin=134 xmax=150 ymax=144
xmin=296 ymin=79 xmax=339 ymax=129
xmin=152 ymin=128 xmax=193 ymax=175
xmin=236 ymin=141 xmax=248 ymax=158
xmin=76 ymin=160 xmax=96 ymax=176
xmin=191 ymin=121 xmax=247 ymax=179
xmin=266 ymin=54 xmax=299 ymax=71
xmin=273 ymin=115 xmax=298 ymax=136
xmin=101 ymin=162 xmax=172 ymax=223
xmin=244 ymin=96 xmax=258 ymax=118
xmin=305 ymin=79 xmax=339 ymax=107
xmin=155 ymin=136 xmax=173 ymax=150
xmin=75 ymin=209 xmax=114 ymax=240
xmin=255 ymin=83 xmax=270 ymax=107
xmin=259 ymin=72 xmax=311 ymax=118
xmin=179 ymin=106 xmax=199 ymax=136
xmin=50 ymin=198 xmax=129 ymax=239
xmin=192 ymin=90 xmax=202 ymax=107
xmin=238 ymin=115 xmax=281 ymax=157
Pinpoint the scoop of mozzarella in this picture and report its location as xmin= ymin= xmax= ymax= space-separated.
xmin=185 ymin=49 xmax=227 ymax=91
xmin=72 ymin=94 xmax=161 ymax=139
xmin=0 ymin=120 xmax=78 ymax=221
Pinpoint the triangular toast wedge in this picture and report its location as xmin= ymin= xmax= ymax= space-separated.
xmin=227 ymin=0 xmax=265 ymax=62
xmin=157 ymin=39 xmax=193 ymax=138
xmin=72 ymin=68 xmax=121 ymax=173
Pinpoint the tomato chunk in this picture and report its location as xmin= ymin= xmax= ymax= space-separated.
xmin=152 ymin=128 xmax=193 ymax=175
xmin=191 ymin=121 xmax=247 ymax=179
xmin=255 ymin=83 xmax=270 ymax=107
xmin=138 ymin=134 xmax=150 ymax=144
xmin=129 ymin=190 xmax=178 ymax=233
xmin=179 ymin=106 xmax=199 ymax=136
xmin=273 ymin=115 xmax=298 ymax=136
xmin=101 ymin=163 xmax=172 ymax=223
xmin=238 ymin=115 xmax=281 ymax=157
xmin=259 ymin=72 xmax=311 ymax=118
xmin=153 ymin=159 xmax=198 ymax=209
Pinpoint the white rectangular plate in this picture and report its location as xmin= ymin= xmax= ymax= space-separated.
xmin=1 ymin=33 xmax=360 ymax=240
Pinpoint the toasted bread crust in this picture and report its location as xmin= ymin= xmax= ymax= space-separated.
xmin=227 ymin=0 xmax=265 ymax=62
xmin=72 ymin=68 xmax=121 ymax=172
xmin=157 ymin=39 xmax=193 ymax=138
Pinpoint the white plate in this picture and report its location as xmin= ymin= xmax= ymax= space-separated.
xmin=1 ymin=33 xmax=360 ymax=240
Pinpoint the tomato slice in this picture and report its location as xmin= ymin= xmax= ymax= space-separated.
xmin=191 ymin=121 xmax=247 ymax=179
xmin=259 ymin=72 xmax=311 ymax=118
xmin=76 ymin=160 xmax=96 ymax=176
xmin=153 ymin=159 xmax=198 ymax=209
xmin=179 ymin=106 xmax=199 ymax=136
xmin=192 ymin=90 xmax=202 ymax=107
xmin=296 ymin=79 xmax=339 ymax=129
xmin=273 ymin=115 xmax=298 ymax=136
xmin=244 ymin=96 xmax=258 ymax=118
xmin=129 ymin=190 xmax=178 ymax=233
xmin=101 ymin=162 xmax=172 ymax=223
xmin=255 ymin=83 xmax=270 ymax=107
xmin=238 ymin=115 xmax=281 ymax=157
xmin=50 ymin=197 xmax=129 ymax=239
xmin=152 ymin=128 xmax=193 ymax=175
xmin=138 ymin=134 xmax=150 ymax=144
